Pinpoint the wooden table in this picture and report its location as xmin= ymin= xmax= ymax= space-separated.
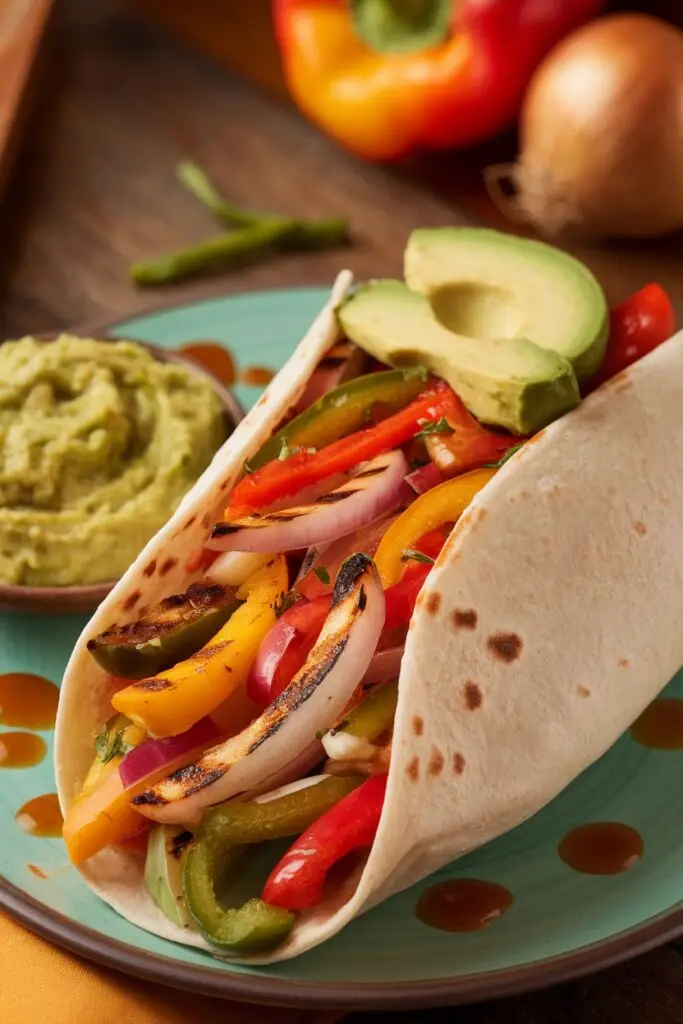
xmin=3 ymin=2 xmax=683 ymax=1020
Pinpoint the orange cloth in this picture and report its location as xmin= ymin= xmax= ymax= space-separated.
xmin=1 ymin=912 xmax=342 ymax=1024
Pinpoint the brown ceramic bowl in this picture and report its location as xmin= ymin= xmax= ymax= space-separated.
xmin=0 ymin=332 xmax=244 ymax=614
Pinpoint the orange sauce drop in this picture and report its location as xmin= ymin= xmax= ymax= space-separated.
xmin=180 ymin=342 xmax=236 ymax=387
xmin=416 ymin=879 xmax=513 ymax=933
xmin=27 ymin=864 xmax=48 ymax=880
xmin=558 ymin=822 xmax=644 ymax=875
xmin=0 ymin=731 xmax=46 ymax=768
xmin=0 ymin=672 xmax=59 ymax=729
xmin=15 ymin=793 xmax=63 ymax=838
xmin=241 ymin=365 xmax=275 ymax=386
xmin=631 ymin=697 xmax=683 ymax=750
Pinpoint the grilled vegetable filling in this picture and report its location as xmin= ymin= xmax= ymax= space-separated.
xmin=66 ymin=255 xmax=671 ymax=955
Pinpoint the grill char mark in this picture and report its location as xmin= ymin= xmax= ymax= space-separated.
xmin=135 ymin=559 xmax=374 ymax=808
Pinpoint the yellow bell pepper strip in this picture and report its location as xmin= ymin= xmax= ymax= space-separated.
xmin=63 ymin=736 xmax=218 ymax=865
xmin=80 ymin=715 xmax=146 ymax=794
xmin=112 ymin=556 xmax=288 ymax=738
xmin=273 ymin=0 xmax=603 ymax=162
xmin=374 ymin=468 xmax=496 ymax=588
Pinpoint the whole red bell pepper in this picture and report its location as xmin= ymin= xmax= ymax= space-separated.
xmin=263 ymin=773 xmax=388 ymax=910
xmin=273 ymin=0 xmax=603 ymax=161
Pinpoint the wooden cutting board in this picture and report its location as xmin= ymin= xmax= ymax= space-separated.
xmin=0 ymin=0 xmax=54 ymax=200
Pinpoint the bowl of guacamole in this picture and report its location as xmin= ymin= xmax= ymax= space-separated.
xmin=0 ymin=334 xmax=241 ymax=611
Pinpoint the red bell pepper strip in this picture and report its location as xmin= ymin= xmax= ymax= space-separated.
xmin=274 ymin=0 xmax=603 ymax=162
xmin=228 ymin=381 xmax=453 ymax=516
xmin=436 ymin=391 xmax=519 ymax=473
xmin=263 ymin=773 xmax=388 ymax=910
xmin=249 ymin=595 xmax=330 ymax=708
xmin=383 ymin=528 xmax=447 ymax=634
xmin=589 ymin=284 xmax=676 ymax=391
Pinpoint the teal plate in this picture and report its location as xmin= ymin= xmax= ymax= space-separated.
xmin=2 ymin=286 xmax=683 ymax=1011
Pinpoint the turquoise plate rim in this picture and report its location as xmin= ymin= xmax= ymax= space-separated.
xmin=2 ymin=284 xmax=682 ymax=1010
xmin=3 ymin=876 xmax=682 ymax=1010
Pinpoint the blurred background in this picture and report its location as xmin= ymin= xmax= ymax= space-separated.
xmin=3 ymin=0 xmax=683 ymax=339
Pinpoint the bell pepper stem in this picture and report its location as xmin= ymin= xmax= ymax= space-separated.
xmin=350 ymin=0 xmax=452 ymax=53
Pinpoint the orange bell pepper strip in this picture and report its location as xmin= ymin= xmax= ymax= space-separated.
xmin=63 ymin=741 xmax=214 ymax=865
xmin=274 ymin=0 xmax=603 ymax=161
xmin=112 ymin=556 xmax=288 ymax=738
xmin=374 ymin=468 xmax=496 ymax=588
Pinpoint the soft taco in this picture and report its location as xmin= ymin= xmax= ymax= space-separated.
xmin=56 ymin=229 xmax=683 ymax=963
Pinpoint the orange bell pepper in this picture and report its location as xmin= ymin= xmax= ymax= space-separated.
xmin=63 ymin=742 xmax=215 ymax=865
xmin=374 ymin=467 xmax=496 ymax=587
xmin=274 ymin=0 xmax=603 ymax=161
xmin=112 ymin=556 xmax=288 ymax=738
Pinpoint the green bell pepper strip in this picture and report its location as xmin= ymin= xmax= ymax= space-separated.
xmin=330 ymin=681 xmax=399 ymax=743
xmin=245 ymin=366 xmax=429 ymax=472
xmin=183 ymin=773 xmax=364 ymax=953
xmin=87 ymin=582 xmax=243 ymax=681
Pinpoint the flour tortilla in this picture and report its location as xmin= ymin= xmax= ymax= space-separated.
xmin=56 ymin=301 xmax=683 ymax=964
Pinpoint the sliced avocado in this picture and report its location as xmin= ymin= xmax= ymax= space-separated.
xmin=338 ymin=280 xmax=579 ymax=435
xmin=405 ymin=227 xmax=608 ymax=382
xmin=144 ymin=825 xmax=193 ymax=929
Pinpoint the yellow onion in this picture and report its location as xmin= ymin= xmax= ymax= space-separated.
xmin=487 ymin=15 xmax=683 ymax=239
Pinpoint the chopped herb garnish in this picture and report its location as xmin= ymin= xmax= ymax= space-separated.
xmin=401 ymin=549 xmax=435 ymax=565
xmin=313 ymin=565 xmax=331 ymax=585
xmin=274 ymin=589 xmax=298 ymax=618
xmin=277 ymin=440 xmax=293 ymax=461
xmin=414 ymin=417 xmax=453 ymax=440
xmin=95 ymin=725 xmax=130 ymax=765
xmin=485 ymin=443 xmax=525 ymax=469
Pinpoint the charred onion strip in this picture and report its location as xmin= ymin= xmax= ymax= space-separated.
xmin=207 ymin=450 xmax=407 ymax=554
xmin=133 ymin=554 xmax=385 ymax=824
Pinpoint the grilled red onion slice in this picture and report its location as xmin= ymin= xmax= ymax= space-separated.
xmin=405 ymin=462 xmax=444 ymax=495
xmin=363 ymin=645 xmax=404 ymax=687
xmin=208 ymin=450 xmax=408 ymax=554
xmin=132 ymin=554 xmax=385 ymax=825
xmin=119 ymin=717 xmax=222 ymax=788
xmin=295 ymin=339 xmax=367 ymax=411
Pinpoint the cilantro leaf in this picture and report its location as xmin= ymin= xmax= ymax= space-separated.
xmin=414 ymin=417 xmax=452 ymax=440
xmin=95 ymin=725 xmax=130 ymax=765
xmin=274 ymin=589 xmax=298 ymax=618
xmin=313 ymin=565 xmax=331 ymax=585
xmin=484 ymin=443 xmax=525 ymax=469
xmin=401 ymin=549 xmax=435 ymax=565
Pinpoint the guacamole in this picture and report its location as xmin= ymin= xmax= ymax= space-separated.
xmin=0 ymin=336 xmax=227 ymax=587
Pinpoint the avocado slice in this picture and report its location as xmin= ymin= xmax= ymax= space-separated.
xmin=144 ymin=825 xmax=193 ymax=929
xmin=405 ymin=227 xmax=608 ymax=382
xmin=338 ymin=280 xmax=580 ymax=435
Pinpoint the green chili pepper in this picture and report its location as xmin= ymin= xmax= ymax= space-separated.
xmin=330 ymin=681 xmax=399 ymax=744
xmin=87 ymin=582 xmax=242 ymax=680
xmin=246 ymin=367 xmax=429 ymax=473
xmin=183 ymin=774 xmax=364 ymax=953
